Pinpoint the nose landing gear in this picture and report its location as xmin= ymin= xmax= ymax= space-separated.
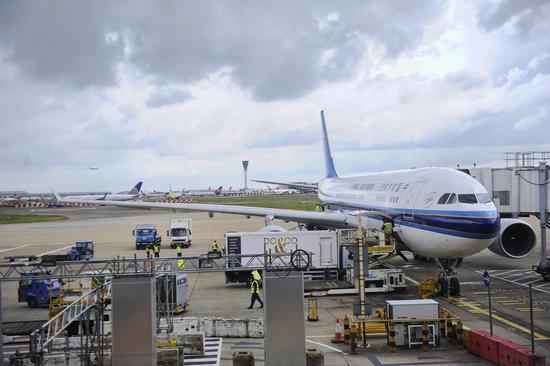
xmin=435 ymin=258 xmax=463 ymax=297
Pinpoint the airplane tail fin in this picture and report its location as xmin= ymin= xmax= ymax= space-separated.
xmin=50 ymin=188 xmax=63 ymax=202
xmin=321 ymin=110 xmax=338 ymax=178
xmin=129 ymin=181 xmax=143 ymax=195
xmin=215 ymin=186 xmax=223 ymax=195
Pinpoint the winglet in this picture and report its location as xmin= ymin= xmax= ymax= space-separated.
xmin=129 ymin=181 xmax=143 ymax=195
xmin=321 ymin=110 xmax=338 ymax=178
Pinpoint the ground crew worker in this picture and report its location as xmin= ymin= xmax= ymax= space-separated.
xmin=145 ymin=244 xmax=151 ymax=258
xmin=177 ymin=258 xmax=185 ymax=270
xmin=383 ymin=221 xmax=393 ymax=245
xmin=247 ymin=273 xmax=264 ymax=309
xmin=153 ymin=243 xmax=160 ymax=258
xmin=314 ymin=204 xmax=323 ymax=212
xmin=211 ymin=240 xmax=220 ymax=252
xmin=176 ymin=244 xmax=182 ymax=258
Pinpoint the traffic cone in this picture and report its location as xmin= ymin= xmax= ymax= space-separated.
xmin=331 ymin=318 xmax=344 ymax=343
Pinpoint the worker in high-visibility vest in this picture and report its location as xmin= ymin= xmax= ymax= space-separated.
xmin=145 ymin=245 xmax=151 ymax=258
xmin=153 ymin=243 xmax=160 ymax=258
xmin=177 ymin=258 xmax=185 ymax=270
xmin=314 ymin=204 xmax=323 ymax=212
xmin=211 ymin=240 xmax=220 ymax=252
xmin=247 ymin=273 xmax=263 ymax=309
xmin=176 ymin=244 xmax=182 ymax=258
xmin=383 ymin=221 xmax=393 ymax=245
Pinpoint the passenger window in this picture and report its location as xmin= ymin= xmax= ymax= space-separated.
xmin=447 ymin=193 xmax=457 ymax=204
xmin=458 ymin=194 xmax=477 ymax=204
xmin=437 ymin=193 xmax=450 ymax=204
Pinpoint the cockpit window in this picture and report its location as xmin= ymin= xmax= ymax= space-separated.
xmin=437 ymin=193 xmax=450 ymax=204
xmin=476 ymin=193 xmax=492 ymax=204
xmin=458 ymin=194 xmax=477 ymax=204
xmin=447 ymin=193 xmax=457 ymax=204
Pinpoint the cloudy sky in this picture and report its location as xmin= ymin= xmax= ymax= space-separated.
xmin=1 ymin=0 xmax=549 ymax=193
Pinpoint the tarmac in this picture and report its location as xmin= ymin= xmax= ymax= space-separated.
xmin=1 ymin=206 xmax=549 ymax=365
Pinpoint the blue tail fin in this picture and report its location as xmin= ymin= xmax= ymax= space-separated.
xmin=129 ymin=182 xmax=143 ymax=195
xmin=321 ymin=110 xmax=338 ymax=178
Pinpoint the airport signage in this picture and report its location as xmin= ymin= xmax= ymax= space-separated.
xmin=483 ymin=271 xmax=490 ymax=288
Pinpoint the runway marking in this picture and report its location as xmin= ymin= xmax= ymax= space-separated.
xmin=499 ymin=301 xmax=525 ymax=306
xmin=448 ymin=296 xmax=550 ymax=340
xmin=475 ymin=270 xmax=550 ymax=295
xmin=306 ymin=339 xmax=347 ymax=354
xmin=516 ymin=307 xmax=544 ymax=312
xmin=36 ymin=245 xmax=72 ymax=257
xmin=0 ymin=244 xmax=31 ymax=253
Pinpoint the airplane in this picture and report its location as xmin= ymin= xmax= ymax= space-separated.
xmin=88 ymin=167 xmax=99 ymax=170
xmin=59 ymin=182 xmax=143 ymax=201
xmin=54 ymin=111 xmax=537 ymax=296
xmin=182 ymin=186 xmax=223 ymax=197
xmin=265 ymin=185 xmax=300 ymax=195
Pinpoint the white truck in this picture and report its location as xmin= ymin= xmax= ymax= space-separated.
xmin=167 ymin=219 xmax=192 ymax=248
xmin=224 ymin=230 xmax=339 ymax=284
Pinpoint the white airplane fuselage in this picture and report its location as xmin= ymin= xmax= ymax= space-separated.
xmin=318 ymin=167 xmax=500 ymax=259
xmin=62 ymin=193 xmax=138 ymax=201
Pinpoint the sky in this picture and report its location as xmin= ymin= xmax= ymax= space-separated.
xmin=0 ymin=0 xmax=549 ymax=193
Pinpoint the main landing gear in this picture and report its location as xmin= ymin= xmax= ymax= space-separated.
xmin=435 ymin=258 xmax=463 ymax=297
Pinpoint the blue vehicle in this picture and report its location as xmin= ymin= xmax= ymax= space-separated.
xmin=18 ymin=273 xmax=62 ymax=308
xmin=133 ymin=224 xmax=162 ymax=250
xmin=40 ymin=241 xmax=94 ymax=265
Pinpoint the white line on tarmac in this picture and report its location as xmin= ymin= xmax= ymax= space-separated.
xmin=36 ymin=245 xmax=72 ymax=257
xmin=0 ymin=244 xmax=31 ymax=253
xmin=306 ymin=339 xmax=348 ymax=354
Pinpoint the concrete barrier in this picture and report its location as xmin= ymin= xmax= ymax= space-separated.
xmin=175 ymin=332 xmax=204 ymax=355
xmin=157 ymin=348 xmax=182 ymax=366
xmin=306 ymin=348 xmax=324 ymax=366
xmin=173 ymin=317 xmax=263 ymax=338
xmin=232 ymin=351 xmax=255 ymax=366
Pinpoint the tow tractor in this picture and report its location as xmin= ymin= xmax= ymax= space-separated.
xmin=40 ymin=241 xmax=94 ymax=265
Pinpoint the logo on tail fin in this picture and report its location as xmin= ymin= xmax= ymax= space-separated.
xmin=129 ymin=182 xmax=143 ymax=195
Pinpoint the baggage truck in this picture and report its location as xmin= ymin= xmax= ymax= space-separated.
xmin=167 ymin=219 xmax=192 ymax=248
xmin=224 ymin=230 xmax=338 ymax=284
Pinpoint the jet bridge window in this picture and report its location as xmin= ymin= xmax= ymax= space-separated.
xmin=458 ymin=194 xmax=477 ymax=204
xmin=437 ymin=193 xmax=450 ymax=204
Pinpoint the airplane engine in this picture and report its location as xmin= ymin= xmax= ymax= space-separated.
xmin=488 ymin=218 xmax=536 ymax=259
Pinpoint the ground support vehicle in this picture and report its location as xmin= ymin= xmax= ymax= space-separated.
xmin=133 ymin=224 xmax=162 ymax=250
xmin=167 ymin=219 xmax=192 ymax=248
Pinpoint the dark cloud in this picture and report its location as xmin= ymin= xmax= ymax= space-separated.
xmin=477 ymin=0 xmax=550 ymax=34
xmin=0 ymin=0 xmax=443 ymax=101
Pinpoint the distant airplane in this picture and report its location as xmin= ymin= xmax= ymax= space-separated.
xmin=88 ymin=167 xmax=99 ymax=170
xmin=182 ymin=186 xmax=223 ymax=197
xmin=58 ymin=182 xmax=143 ymax=201
xmin=266 ymin=185 xmax=299 ymax=195
xmin=57 ymin=111 xmax=538 ymax=297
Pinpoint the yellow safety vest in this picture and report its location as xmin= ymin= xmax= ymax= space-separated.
xmin=250 ymin=280 xmax=260 ymax=294
xmin=153 ymin=245 xmax=159 ymax=253
xmin=383 ymin=222 xmax=393 ymax=235
xmin=176 ymin=246 xmax=182 ymax=254
xmin=177 ymin=259 xmax=185 ymax=270
xmin=211 ymin=241 xmax=219 ymax=251
xmin=145 ymin=246 xmax=150 ymax=253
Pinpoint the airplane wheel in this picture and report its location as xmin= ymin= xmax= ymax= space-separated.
xmin=449 ymin=278 xmax=460 ymax=297
xmin=436 ymin=278 xmax=448 ymax=296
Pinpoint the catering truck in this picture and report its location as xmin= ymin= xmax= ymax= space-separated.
xmin=167 ymin=219 xmax=192 ymax=248
xmin=224 ymin=230 xmax=338 ymax=284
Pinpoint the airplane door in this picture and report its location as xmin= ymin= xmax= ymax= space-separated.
xmin=319 ymin=237 xmax=334 ymax=266
xmin=403 ymin=182 xmax=426 ymax=220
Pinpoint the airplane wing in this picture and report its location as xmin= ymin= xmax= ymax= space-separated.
xmin=251 ymin=179 xmax=318 ymax=190
xmin=55 ymin=196 xmax=358 ymax=229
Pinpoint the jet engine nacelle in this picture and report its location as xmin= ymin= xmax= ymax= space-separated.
xmin=488 ymin=218 xmax=536 ymax=259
